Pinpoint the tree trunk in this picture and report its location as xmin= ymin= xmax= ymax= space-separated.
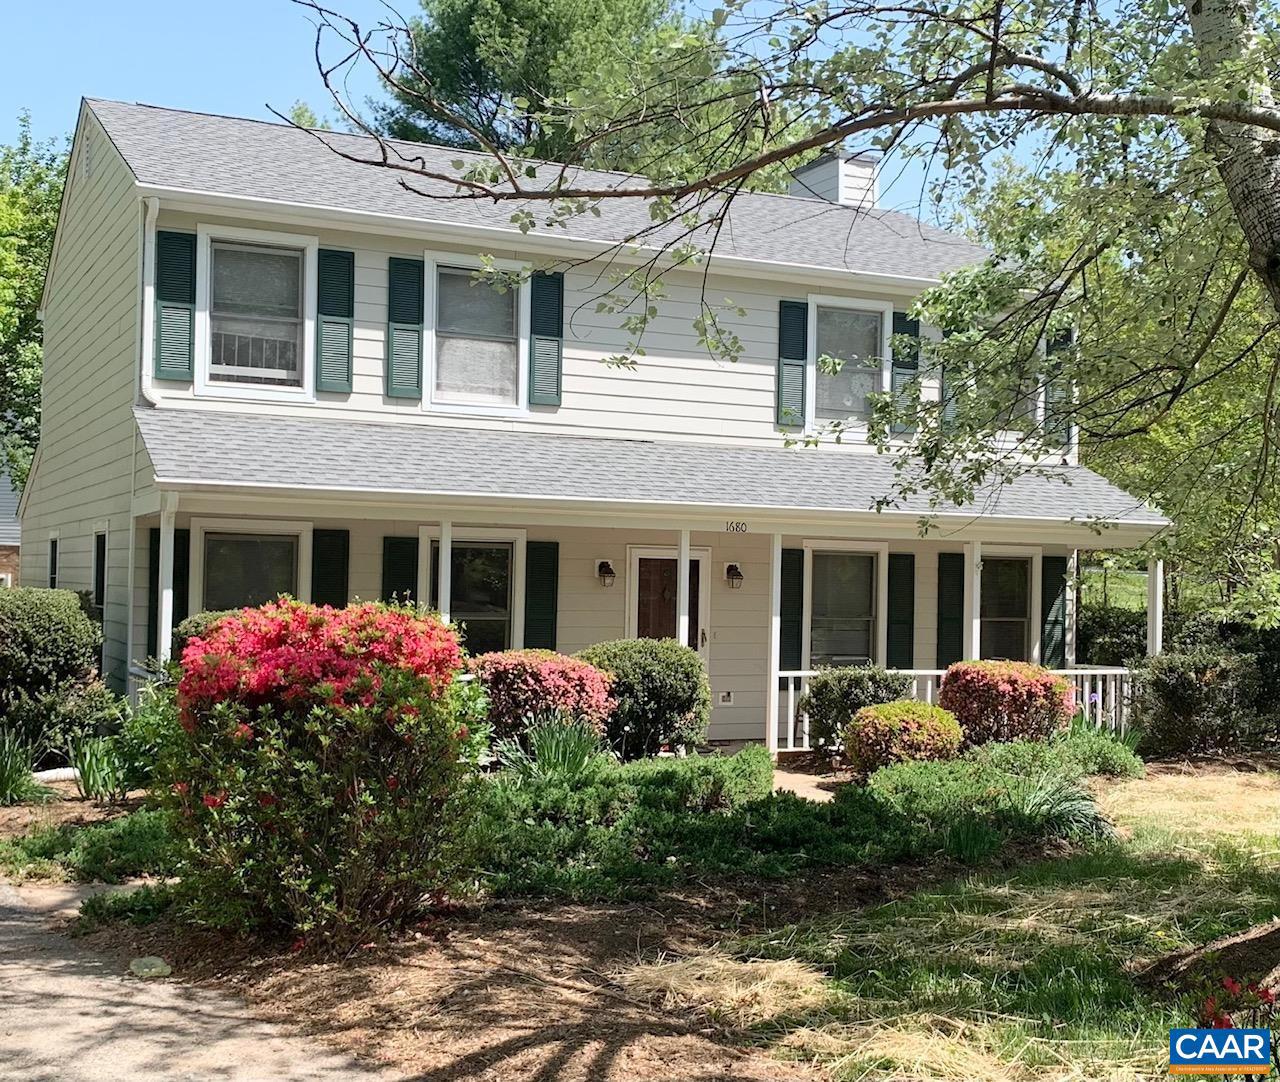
xmin=1186 ymin=0 xmax=1280 ymax=311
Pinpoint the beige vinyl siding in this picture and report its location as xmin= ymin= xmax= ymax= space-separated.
xmin=20 ymin=111 xmax=140 ymax=688
xmin=150 ymin=211 xmax=939 ymax=447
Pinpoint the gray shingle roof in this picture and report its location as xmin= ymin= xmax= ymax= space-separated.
xmin=88 ymin=99 xmax=989 ymax=282
xmin=0 ymin=471 xmax=19 ymax=547
xmin=133 ymin=407 xmax=1167 ymax=528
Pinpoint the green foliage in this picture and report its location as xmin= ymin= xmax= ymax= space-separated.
xmin=494 ymin=715 xmax=609 ymax=783
xmin=969 ymin=725 xmax=1144 ymax=781
xmin=170 ymin=609 xmax=235 ymax=660
xmin=1078 ymin=603 xmax=1149 ymax=666
xmin=841 ymin=700 xmax=962 ymax=773
xmin=577 ymin=638 xmax=711 ymax=759
xmin=0 ymin=729 xmax=45 ymax=806
xmin=796 ymin=666 xmax=914 ymax=749
xmin=1130 ymin=649 xmax=1264 ymax=756
xmin=78 ymin=883 xmax=176 ymax=929
xmin=0 ymin=113 xmax=65 ymax=489
xmin=116 ymin=679 xmax=183 ymax=790
xmin=68 ymin=735 xmax=129 ymax=803
xmin=0 ymin=809 xmax=178 ymax=883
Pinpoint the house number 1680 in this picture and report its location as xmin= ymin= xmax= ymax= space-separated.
xmin=724 ymin=520 xmax=748 ymax=533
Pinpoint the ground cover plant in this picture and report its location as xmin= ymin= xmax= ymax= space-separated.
xmin=0 ymin=808 xmax=177 ymax=883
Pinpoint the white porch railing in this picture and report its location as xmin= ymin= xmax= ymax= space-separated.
xmin=776 ymin=666 xmax=1134 ymax=752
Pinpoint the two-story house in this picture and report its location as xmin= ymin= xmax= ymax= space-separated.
xmin=19 ymin=99 xmax=1168 ymax=750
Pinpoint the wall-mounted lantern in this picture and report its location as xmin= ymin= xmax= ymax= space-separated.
xmin=596 ymin=559 xmax=617 ymax=587
xmin=724 ymin=562 xmax=744 ymax=589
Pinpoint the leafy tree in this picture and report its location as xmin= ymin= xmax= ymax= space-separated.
xmin=0 ymin=113 xmax=65 ymax=493
xmin=305 ymin=0 xmax=1280 ymax=615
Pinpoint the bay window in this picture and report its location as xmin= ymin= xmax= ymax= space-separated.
xmin=434 ymin=266 xmax=519 ymax=407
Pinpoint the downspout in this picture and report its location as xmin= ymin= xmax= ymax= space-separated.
xmin=138 ymin=196 xmax=161 ymax=406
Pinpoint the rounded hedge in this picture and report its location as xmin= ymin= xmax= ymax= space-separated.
xmin=576 ymin=638 xmax=711 ymax=760
xmin=796 ymin=666 xmax=915 ymax=748
xmin=939 ymin=661 xmax=1073 ymax=747
xmin=0 ymin=587 xmax=101 ymax=700
xmin=1130 ymin=648 xmax=1262 ymax=756
xmin=469 ymin=649 xmax=615 ymax=742
xmin=841 ymin=699 xmax=962 ymax=773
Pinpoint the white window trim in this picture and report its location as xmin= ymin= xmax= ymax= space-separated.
xmin=416 ymin=526 xmax=527 ymax=649
xmin=189 ymin=518 xmax=314 ymax=612
xmin=194 ymin=224 xmax=319 ymax=403
xmin=805 ymin=294 xmax=895 ymax=433
xmin=92 ymin=521 xmax=109 ymax=609
xmin=623 ymin=545 xmax=713 ymax=661
xmin=801 ymin=540 xmax=890 ymax=669
xmin=47 ymin=530 xmax=59 ymax=590
xmin=423 ymin=249 xmax=531 ymax=418
xmin=979 ymin=545 xmax=1043 ymax=664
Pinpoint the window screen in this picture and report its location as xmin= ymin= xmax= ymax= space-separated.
xmin=434 ymin=267 xmax=518 ymax=406
xmin=203 ymin=533 xmax=298 ymax=611
xmin=815 ymin=307 xmax=882 ymax=421
xmin=210 ymin=243 xmax=304 ymax=387
xmin=980 ymin=557 xmax=1031 ymax=661
xmin=810 ymin=551 xmax=876 ymax=667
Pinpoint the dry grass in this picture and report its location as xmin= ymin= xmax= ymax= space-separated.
xmin=616 ymin=954 xmax=829 ymax=1027
xmin=1098 ymin=766 xmax=1280 ymax=846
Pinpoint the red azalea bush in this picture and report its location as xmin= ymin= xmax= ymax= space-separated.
xmin=938 ymin=661 xmax=1073 ymax=747
xmin=841 ymin=700 xmax=963 ymax=773
xmin=469 ymin=649 xmax=615 ymax=741
xmin=156 ymin=600 xmax=476 ymax=942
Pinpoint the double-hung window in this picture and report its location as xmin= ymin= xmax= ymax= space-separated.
xmin=810 ymin=299 xmax=891 ymax=425
xmin=980 ymin=557 xmax=1031 ymax=661
xmin=210 ymin=242 xmax=305 ymax=388
xmin=434 ymin=266 xmax=519 ymax=408
xmin=431 ymin=540 xmax=515 ymax=654
xmin=810 ymin=551 xmax=877 ymax=667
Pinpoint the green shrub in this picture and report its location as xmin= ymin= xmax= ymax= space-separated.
xmin=968 ymin=727 xmax=1144 ymax=781
xmin=0 ymin=729 xmax=46 ymax=806
xmin=157 ymin=600 xmax=475 ymax=942
xmin=1130 ymin=648 xmax=1263 ymax=756
xmin=495 ymin=715 xmax=610 ymax=784
xmin=0 ymin=809 xmax=179 ymax=882
xmin=170 ymin=609 xmax=236 ymax=660
xmin=116 ymin=680 xmax=184 ymax=791
xmin=939 ymin=661 xmax=1073 ymax=746
xmin=6 ymin=679 xmax=125 ymax=762
xmin=68 ymin=735 xmax=129 ymax=803
xmin=623 ymin=744 xmax=774 ymax=813
xmin=577 ymin=638 xmax=711 ymax=760
xmin=78 ymin=883 xmax=176 ymax=929
xmin=841 ymin=700 xmax=962 ymax=773
xmin=1077 ymin=603 xmax=1147 ymax=666
xmin=796 ymin=666 xmax=914 ymax=749
xmin=469 ymin=649 xmax=614 ymax=742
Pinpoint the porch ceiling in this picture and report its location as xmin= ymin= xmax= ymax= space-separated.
xmin=133 ymin=406 xmax=1168 ymax=534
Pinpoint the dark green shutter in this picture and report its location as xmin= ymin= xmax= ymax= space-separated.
xmin=154 ymin=231 xmax=195 ymax=381
xmin=146 ymin=527 xmax=190 ymax=658
xmin=524 ymin=540 xmax=559 ymax=648
xmin=529 ymin=272 xmax=564 ymax=406
xmin=316 ymin=249 xmax=354 ymax=393
xmin=1043 ymin=330 xmax=1073 ymax=447
xmin=886 ymin=553 xmax=915 ymax=668
xmin=779 ymin=547 xmax=804 ymax=671
xmin=381 ymin=536 xmax=419 ymax=603
xmin=777 ymin=301 xmax=807 ymax=428
xmin=936 ymin=552 xmax=965 ymax=668
xmin=890 ymin=312 xmax=920 ymax=434
xmin=311 ymin=529 xmax=350 ymax=607
xmin=1041 ymin=555 xmax=1069 ymax=668
xmin=386 ymin=257 xmax=424 ymax=399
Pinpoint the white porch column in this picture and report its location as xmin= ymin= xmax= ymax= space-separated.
xmin=676 ymin=528 xmax=691 ymax=647
xmin=156 ymin=500 xmax=176 ymax=663
xmin=963 ymin=540 xmax=982 ymax=660
xmin=1146 ymin=557 xmax=1164 ymax=655
xmin=438 ymin=520 xmax=452 ymax=622
xmin=766 ymin=533 xmax=782 ymax=755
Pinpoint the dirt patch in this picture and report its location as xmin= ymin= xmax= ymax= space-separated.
xmin=0 ymin=781 xmax=141 ymax=840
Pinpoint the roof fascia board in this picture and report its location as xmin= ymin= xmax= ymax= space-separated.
xmin=137 ymin=184 xmax=947 ymax=294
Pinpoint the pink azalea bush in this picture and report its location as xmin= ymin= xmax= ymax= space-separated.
xmin=157 ymin=600 xmax=475 ymax=942
xmin=469 ymin=649 xmax=615 ymax=741
xmin=938 ymin=661 xmax=1074 ymax=747
xmin=841 ymin=700 xmax=963 ymax=773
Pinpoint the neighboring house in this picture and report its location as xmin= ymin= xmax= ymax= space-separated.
xmin=0 ymin=470 xmax=18 ymax=587
xmin=20 ymin=99 xmax=1168 ymax=745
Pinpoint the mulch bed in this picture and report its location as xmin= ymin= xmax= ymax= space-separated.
xmin=0 ymin=781 xmax=142 ymax=842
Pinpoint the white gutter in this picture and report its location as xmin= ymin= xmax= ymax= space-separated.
xmin=134 ymin=183 xmax=960 ymax=295
xmin=138 ymin=196 xmax=160 ymax=406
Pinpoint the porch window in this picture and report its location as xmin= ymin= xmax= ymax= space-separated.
xmin=202 ymin=533 xmax=298 ymax=611
xmin=434 ymin=267 xmax=518 ymax=407
xmin=432 ymin=540 xmax=514 ymax=654
xmin=815 ymin=306 xmax=883 ymax=422
xmin=980 ymin=557 xmax=1031 ymax=661
xmin=810 ymin=551 xmax=876 ymax=666
xmin=210 ymin=242 xmax=304 ymax=387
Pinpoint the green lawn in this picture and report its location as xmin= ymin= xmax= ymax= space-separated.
xmin=1079 ymin=566 xmax=1149 ymax=610
xmin=639 ymin=768 xmax=1280 ymax=1081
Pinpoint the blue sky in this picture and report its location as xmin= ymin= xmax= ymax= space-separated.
xmin=1 ymin=0 xmax=389 ymax=146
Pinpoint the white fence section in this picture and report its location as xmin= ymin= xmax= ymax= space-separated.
xmin=776 ymin=666 xmax=1133 ymax=752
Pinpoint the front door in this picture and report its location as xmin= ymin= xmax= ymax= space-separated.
xmin=627 ymin=547 xmax=711 ymax=661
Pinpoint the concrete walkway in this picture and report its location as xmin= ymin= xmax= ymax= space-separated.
xmin=772 ymin=767 xmax=836 ymax=803
xmin=0 ymin=881 xmax=397 ymax=1082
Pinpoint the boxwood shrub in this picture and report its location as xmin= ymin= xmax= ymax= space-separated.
xmin=841 ymin=700 xmax=962 ymax=773
xmin=796 ymin=666 xmax=914 ymax=749
xmin=1130 ymin=648 xmax=1262 ymax=756
xmin=577 ymin=638 xmax=711 ymax=760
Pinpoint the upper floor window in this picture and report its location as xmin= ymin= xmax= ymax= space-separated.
xmin=210 ymin=243 xmax=304 ymax=388
xmin=815 ymin=305 xmax=884 ymax=422
xmin=434 ymin=267 xmax=519 ymax=408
